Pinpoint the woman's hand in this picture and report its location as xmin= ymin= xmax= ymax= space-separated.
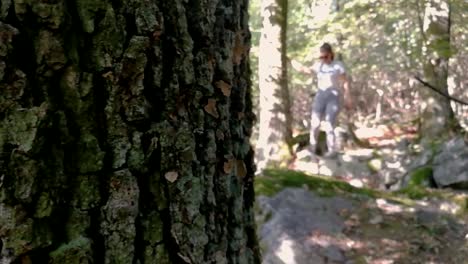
xmin=290 ymin=58 xmax=312 ymax=74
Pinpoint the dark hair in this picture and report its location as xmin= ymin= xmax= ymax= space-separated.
xmin=320 ymin=43 xmax=334 ymax=60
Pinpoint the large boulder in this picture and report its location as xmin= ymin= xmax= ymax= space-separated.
xmin=257 ymin=188 xmax=355 ymax=264
xmin=400 ymin=148 xmax=436 ymax=189
xmin=433 ymin=137 xmax=468 ymax=188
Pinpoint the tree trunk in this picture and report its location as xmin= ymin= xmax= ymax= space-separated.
xmin=0 ymin=0 xmax=260 ymax=263
xmin=421 ymin=0 xmax=457 ymax=136
xmin=256 ymin=0 xmax=292 ymax=172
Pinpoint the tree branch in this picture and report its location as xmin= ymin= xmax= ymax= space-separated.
xmin=414 ymin=75 xmax=468 ymax=106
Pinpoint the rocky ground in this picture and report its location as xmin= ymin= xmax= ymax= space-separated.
xmin=256 ymin=170 xmax=468 ymax=264
xmin=256 ymin=133 xmax=468 ymax=264
xmin=292 ymin=132 xmax=467 ymax=191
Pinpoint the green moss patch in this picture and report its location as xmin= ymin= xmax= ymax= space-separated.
xmin=256 ymin=169 xmax=377 ymax=198
xmin=407 ymin=167 xmax=434 ymax=188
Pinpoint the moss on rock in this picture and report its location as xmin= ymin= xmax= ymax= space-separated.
xmin=407 ymin=167 xmax=434 ymax=188
xmin=257 ymin=169 xmax=468 ymax=219
xmin=256 ymin=169 xmax=377 ymax=198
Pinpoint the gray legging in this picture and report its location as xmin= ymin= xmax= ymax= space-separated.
xmin=309 ymin=87 xmax=341 ymax=152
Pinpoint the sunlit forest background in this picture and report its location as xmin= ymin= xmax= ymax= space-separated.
xmin=250 ymin=3 xmax=468 ymax=261
xmin=249 ymin=0 xmax=468 ymax=172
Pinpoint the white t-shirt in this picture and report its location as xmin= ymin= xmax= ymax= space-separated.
xmin=312 ymin=60 xmax=346 ymax=90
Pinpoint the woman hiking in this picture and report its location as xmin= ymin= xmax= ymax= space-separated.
xmin=310 ymin=43 xmax=352 ymax=158
xmin=293 ymin=43 xmax=352 ymax=159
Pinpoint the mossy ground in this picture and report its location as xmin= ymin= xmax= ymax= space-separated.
xmin=256 ymin=169 xmax=468 ymax=215
xmin=256 ymin=169 xmax=377 ymax=198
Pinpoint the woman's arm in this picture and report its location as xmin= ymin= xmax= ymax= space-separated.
xmin=290 ymin=59 xmax=314 ymax=75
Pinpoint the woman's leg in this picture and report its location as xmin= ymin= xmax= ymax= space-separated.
xmin=323 ymin=89 xmax=341 ymax=155
xmin=309 ymin=91 xmax=326 ymax=153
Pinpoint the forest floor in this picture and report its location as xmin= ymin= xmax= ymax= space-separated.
xmin=256 ymin=169 xmax=468 ymax=264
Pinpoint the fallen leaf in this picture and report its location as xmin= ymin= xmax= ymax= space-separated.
xmin=233 ymin=31 xmax=248 ymax=65
xmin=345 ymin=214 xmax=360 ymax=228
xmin=216 ymin=129 xmax=225 ymax=140
xmin=350 ymin=214 xmax=360 ymax=221
xmin=169 ymin=113 xmax=177 ymax=121
xmin=204 ymin=99 xmax=219 ymax=118
xmin=369 ymin=214 xmax=384 ymax=225
xmin=110 ymin=179 xmax=121 ymax=189
xmin=102 ymin=71 xmax=114 ymax=82
xmin=236 ymin=160 xmax=247 ymax=178
xmin=165 ymin=171 xmax=178 ymax=183
xmin=102 ymin=71 xmax=113 ymax=78
xmin=216 ymin=80 xmax=232 ymax=97
xmin=152 ymin=30 xmax=162 ymax=40
xmin=339 ymin=209 xmax=350 ymax=217
xmin=224 ymin=159 xmax=235 ymax=174
xmin=311 ymin=229 xmax=323 ymax=236
xmin=207 ymin=55 xmax=216 ymax=72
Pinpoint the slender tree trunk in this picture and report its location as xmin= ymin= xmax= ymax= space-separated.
xmin=0 ymin=0 xmax=260 ymax=263
xmin=280 ymin=0 xmax=293 ymax=157
xmin=421 ymin=0 xmax=457 ymax=136
xmin=256 ymin=0 xmax=292 ymax=172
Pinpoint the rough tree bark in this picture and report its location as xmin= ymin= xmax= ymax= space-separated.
xmin=0 ymin=0 xmax=260 ymax=263
xmin=256 ymin=0 xmax=292 ymax=172
xmin=420 ymin=0 xmax=457 ymax=136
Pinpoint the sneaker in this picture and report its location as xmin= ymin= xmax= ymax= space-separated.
xmin=309 ymin=152 xmax=319 ymax=163
xmin=323 ymin=151 xmax=337 ymax=159
xmin=309 ymin=144 xmax=316 ymax=155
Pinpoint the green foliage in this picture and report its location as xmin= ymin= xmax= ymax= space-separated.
xmin=250 ymin=0 xmax=468 ymax=166
xmin=324 ymin=0 xmax=425 ymax=77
